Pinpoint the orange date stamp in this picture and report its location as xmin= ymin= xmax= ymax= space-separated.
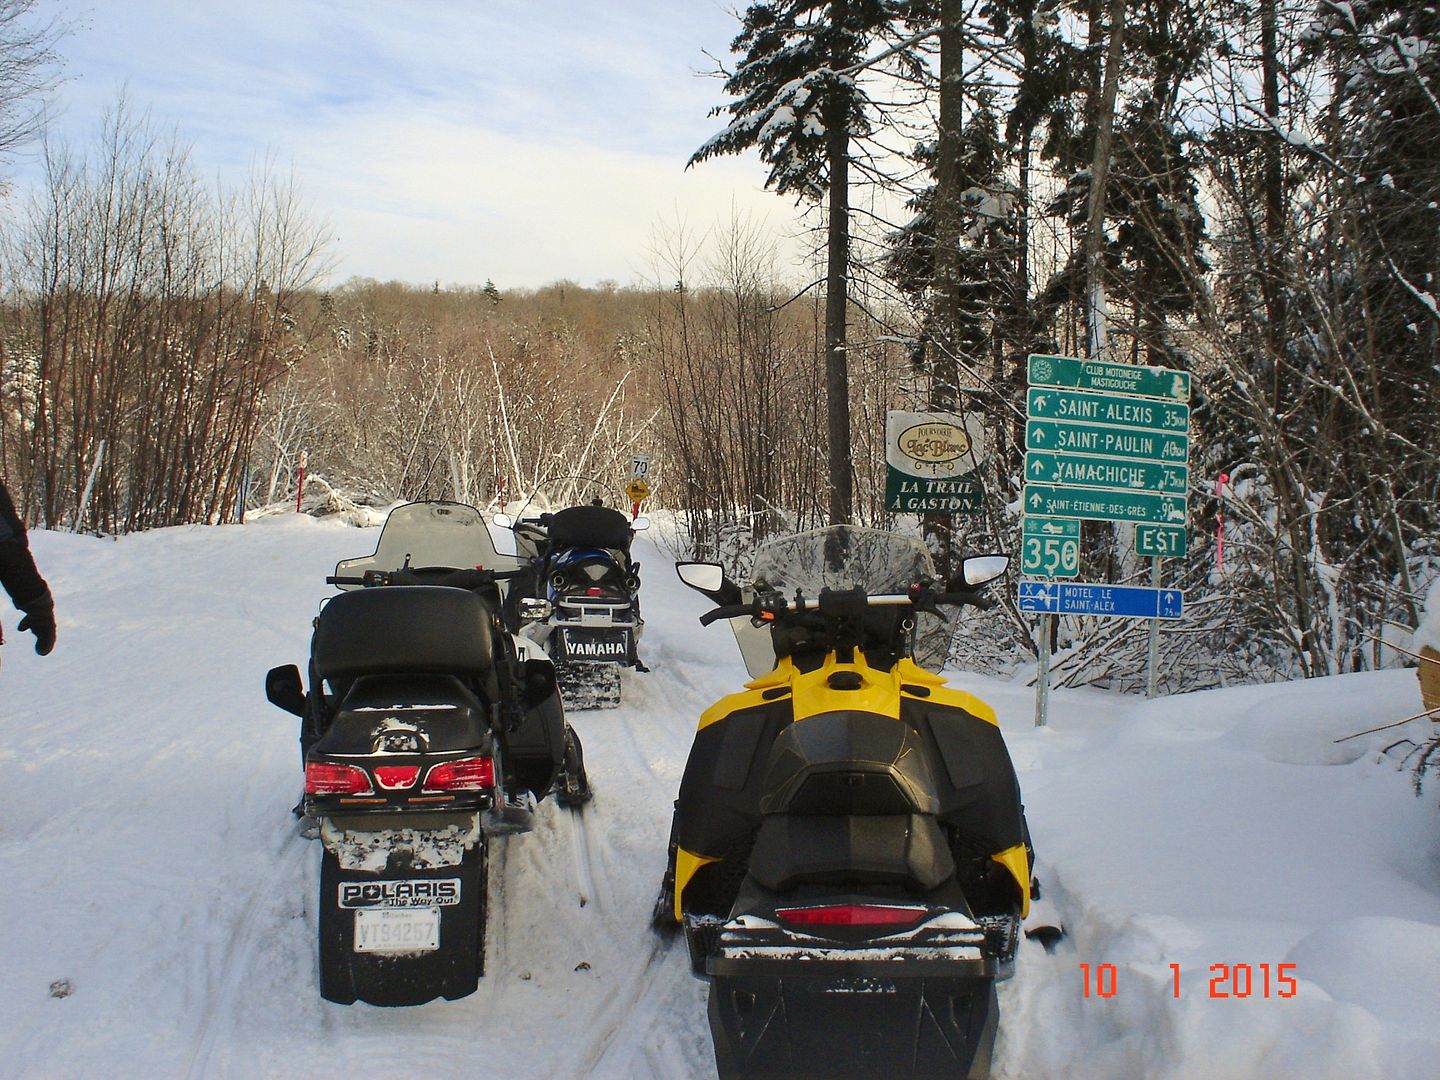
xmin=1080 ymin=962 xmax=1298 ymax=999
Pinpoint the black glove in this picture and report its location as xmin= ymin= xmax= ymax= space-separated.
xmin=17 ymin=601 xmax=55 ymax=656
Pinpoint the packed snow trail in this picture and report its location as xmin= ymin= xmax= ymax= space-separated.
xmin=0 ymin=514 xmax=1436 ymax=1079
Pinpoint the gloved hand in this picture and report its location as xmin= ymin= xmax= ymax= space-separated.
xmin=17 ymin=604 xmax=55 ymax=656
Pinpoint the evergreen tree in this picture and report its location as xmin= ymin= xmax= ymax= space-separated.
xmin=691 ymin=0 xmax=913 ymax=524
xmin=885 ymin=98 xmax=1022 ymax=389
xmin=1036 ymin=0 xmax=1210 ymax=363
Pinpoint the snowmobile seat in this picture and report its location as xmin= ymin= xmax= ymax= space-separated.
xmin=747 ymin=812 xmax=956 ymax=892
xmin=313 ymin=585 xmax=496 ymax=684
xmin=757 ymin=711 xmax=946 ymax=818
xmin=546 ymin=505 xmax=633 ymax=551
xmin=747 ymin=710 xmax=956 ymax=891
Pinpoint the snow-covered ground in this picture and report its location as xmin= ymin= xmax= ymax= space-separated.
xmin=2 ymin=514 xmax=1437 ymax=1079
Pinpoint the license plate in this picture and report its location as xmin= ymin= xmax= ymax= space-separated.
xmin=353 ymin=907 xmax=440 ymax=953
xmin=558 ymin=628 xmax=629 ymax=661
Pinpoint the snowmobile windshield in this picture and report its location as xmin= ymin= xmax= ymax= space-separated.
xmin=334 ymin=501 xmax=519 ymax=588
xmin=750 ymin=525 xmax=936 ymax=597
xmin=734 ymin=525 xmax=954 ymax=675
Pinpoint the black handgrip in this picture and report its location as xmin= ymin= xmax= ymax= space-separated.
xmin=698 ymin=603 xmax=756 ymax=627
xmin=325 ymin=575 xmax=365 ymax=586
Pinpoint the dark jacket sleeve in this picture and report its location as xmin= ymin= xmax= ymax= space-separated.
xmin=0 ymin=482 xmax=52 ymax=616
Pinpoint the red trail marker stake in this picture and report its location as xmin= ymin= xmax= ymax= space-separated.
xmin=1216 ymin=472 xmax=1229 ymax=571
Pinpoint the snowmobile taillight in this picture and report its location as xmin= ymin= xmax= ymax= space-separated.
xmin=373 ymin=765 xmax=421 ymax=790
xmin=585 ymin=587 xmax=605 ymax=596
xmin=776 ymin=904 xmax=928 ymax=928
xmin=304 ymin=761 xmax=374 ymax=796
xmin=423 ymin=756 xmax=496 ymax=791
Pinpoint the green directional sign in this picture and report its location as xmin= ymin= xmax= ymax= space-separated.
xmin=1027 ymin=387 xmax=1189 ymax=434
xmin=1135 ymin=523 xmax=1188 ymax=557
xmin=1025 ymin=451 xmax=1188 ymax=495
xmin=1026 ymin=419 xmax=1188 ymax=464
xmin=1024 ymin=483 xmax=1186 ymax=526
xmin=1021 ymin=516 xmax=1080 ymax=578
xmin=885 ymin=466 xmax=983 ymax=512
xmin=1028 ymin=354 xmax=1191 ymax=402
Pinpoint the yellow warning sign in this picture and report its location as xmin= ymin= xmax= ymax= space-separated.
xmin=625 ymin=479 xmax=651 ymax=503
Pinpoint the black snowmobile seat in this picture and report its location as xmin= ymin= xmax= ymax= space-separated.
xmin=747 ymin=812 xmax=956 ymax=892
xmin=312 ymin=585 xmax=495 ymax=682
xmin=546 ymin=505 xmax=633 ymax=551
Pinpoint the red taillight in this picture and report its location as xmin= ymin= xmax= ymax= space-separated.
xmin=423 ymin=756 xmax=496 ymax=791
xmin=373 ymin=765 xmax=421 ymax=790
xmin=304 ymin=761 xmax=374 ymax=795
xmin=585 ymin=586 xmax=605 ymax=596
xmin=776 ymin=904 xmax=927 ymax=928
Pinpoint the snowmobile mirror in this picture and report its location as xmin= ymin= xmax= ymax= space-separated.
xmin=958 ymin=554 xmax=1010 ymax=587
xmin=677 ymin=561 xmax=724 ymax=594
xmin=518 ymin=597 xmax=553 ymax=623
xmin=632 ymin=515 xmax=650 ymax=532
xmin=491 ymin=513 xmax=513 ymax=529
xmin=265 ymin=664 xmax=306 ymax=717
xmin=676 ymin=562 xmax=743 ymax=605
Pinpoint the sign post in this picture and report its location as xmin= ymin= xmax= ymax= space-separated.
xmin=626 ymin=454 xmax=652 ymax=518
xmin=884 ymin=411 xmax=987 ymax=514
xmin=1023 ymin=355 xmax=1192 ymax=723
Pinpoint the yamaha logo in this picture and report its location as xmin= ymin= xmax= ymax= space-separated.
xmin=339 ymin=878 xmax=462 ymax=908
xmin=566 ymin=640 xmax=626 ymax=658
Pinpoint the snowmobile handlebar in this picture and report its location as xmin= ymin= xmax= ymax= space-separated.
xmin=326 ymin=567 xmax=527 ymax=589
xmin=695 ymin=587 xmax=995 ymax=627
xmin=508 ymin=516 xmax=551 ymax=537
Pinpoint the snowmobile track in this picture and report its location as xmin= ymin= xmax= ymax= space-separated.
xmin=552 ymin=930 xmax=676 ymax=1078
xmin=183 ymin=828 xmax=308 ymax=1080
xmin=485 ymin=834 xmax=513 ymax=984
xmin=568 ymin=806 xmax=601 ymax=910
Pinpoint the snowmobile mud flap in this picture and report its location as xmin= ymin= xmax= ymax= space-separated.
xmin=554 ymin=659 xmax=623 ymax=710
xmin=317 ymin=839 xmax=486 ymax=1006
xmin=553 ymin=626 xmax=632 ymax=664
xmin=706 ymin=959 xmax=998 ymax=1080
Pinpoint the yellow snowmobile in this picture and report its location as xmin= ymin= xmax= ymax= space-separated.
xmin=657 ymin=525 xmax=1029 ymax=1080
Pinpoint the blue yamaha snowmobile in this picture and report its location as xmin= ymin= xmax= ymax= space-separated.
xmin=495 ymin=478 xmax=648 ymax=709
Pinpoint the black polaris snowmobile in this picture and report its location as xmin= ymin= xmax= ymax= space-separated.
xmin=495 ymin=478 xmax=648 ymax=709
xmin=264 ymin=501 xmax=590 ymax=1006
xmin=656 ymin=526 xmax=1030 ymax=1080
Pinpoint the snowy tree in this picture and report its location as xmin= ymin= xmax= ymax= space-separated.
xmin=691 ymin=0 xmax=920 ymax=525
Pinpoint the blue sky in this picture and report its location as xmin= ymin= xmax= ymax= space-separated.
xmin=18 ymin=0 xmax=804 ymax=288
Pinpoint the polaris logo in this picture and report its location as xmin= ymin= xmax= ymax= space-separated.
xmin=339 ymin=879 xmax=461 ymax=909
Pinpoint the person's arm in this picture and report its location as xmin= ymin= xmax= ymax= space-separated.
xmin=0 ymin=483 xmax=55 ymax=655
